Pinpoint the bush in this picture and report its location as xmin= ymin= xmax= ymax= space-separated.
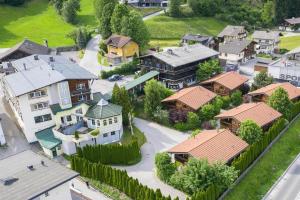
xmin=199 ymin=103 xmax=215 ymax=122
xmin=61 ymin=0 xmax=80 ymax=24
xmin=230 ymin=90 xmax=243 ymax=107
xmin=101 ymin=59 xmax=139 ymax=79
xmin=77 ymin=140 xmax=141 ymax=165
xmin=190 ymin=185 xmax=222 ymax=200
xmin=221 ymin=96 xmax=231 ymax=109
xmin=232 ymin=118 xmax=287 ymax=175
xmin=99 ymin=40 xmax=108 ymax=55
xmin=289 ymin=101 xmax=300 ymax=121
xmin=268 ymin=87 xmax=292 ymax=120
xmin=71 ymin=156 xmax=171 ymax=200
xmin=186 ymin=112 xmax=200 ymax=130
xmin=237 ymin=120 xmax=263 ymax=144
xmin=155 ymin=153 xmax=176 ymax=183
xmin=67 ymin=27 xmax=92 ymax=49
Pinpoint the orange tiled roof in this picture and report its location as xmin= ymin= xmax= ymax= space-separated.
xmin=201 ymin=72 xmax=249 ymax=90
xmin=168 ymin=129 xmax=249 ymax=164
xmin=248 ymin=82 xmax=300 ymax=100
xmin=216 ymin=102 xmax=282 ymax=127
xmin=162 ymin=86 xmax=217 ymax=110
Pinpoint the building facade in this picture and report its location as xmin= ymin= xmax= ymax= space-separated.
xmin=252 ymin=31 xmax=280 ymax=54
xmin=140 ymin=44 xmax=219 ymax=90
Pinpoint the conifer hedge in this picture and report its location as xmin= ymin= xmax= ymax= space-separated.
xmin=71 ymin=156 xmax=173 ymax=200
xmin=188 ymin=185 xmax=221 ymax=200
xmin=232 ymin=118 xmax=287 ymax=175
xmin=77 ymin=140 xmax=141 ymax=165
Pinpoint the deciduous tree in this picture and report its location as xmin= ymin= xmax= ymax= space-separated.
xmin=268 ymin=87 xmax=292 ymax=119
xmin=111 ymin=4 xmax=129 ymax=34
xmin=237 ymin=120 xmax=263 ymax=144
xmin=196 ymin=59 xmax=222 ymax=81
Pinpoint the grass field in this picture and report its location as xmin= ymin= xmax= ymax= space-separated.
xmin=225 ymin=117 xmax=300 ymax=200
xmin=0 ymin=0 xmax=96 ymax=48
xmin=280 ymin=35 xmax=300 ymax=50
xmin=145 ymin=15 xmax=227 ymax=47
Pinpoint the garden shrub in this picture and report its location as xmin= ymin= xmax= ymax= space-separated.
xmin=155 ymin=152 xmax=176 ymax=183
xmin=100 ymin=59 xmax=139 ymax=79
xmin=230 ymin=90 xmax=243 ymax=107
xmin=221 ymin=96 xmax=231 ymax=109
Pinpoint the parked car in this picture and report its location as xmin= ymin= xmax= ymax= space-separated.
xmin=225 ymin=64 xmax=238 ymax=72
xmin=108 ymin=74 xmax=122 ymax=81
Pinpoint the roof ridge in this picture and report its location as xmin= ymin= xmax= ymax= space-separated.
xmin=189 ymin=129 xmax=226 ymax=152
xmin=177 ymin=86 xmax=198 ymax=99
xmin=234 ymin=103 xmax=262 ymax=116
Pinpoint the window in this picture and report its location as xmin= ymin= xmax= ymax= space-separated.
xmin=76 ymin=83 xmax=86 ymax=90
xmin=34 ymin=114 xmax=52 ymax=124
xmin=109 ymin=118 xmax=112 ymax=125
xmin=97 ymin=120 xmax=100 ymax=126
xmin=114 ymin=117 xmax=118 ymax=123
xmin=91 ymin=119 xmax=95 ymax=125
xmin=66 ymin=115 xmax=72 ymax=122
xmin=103 ymin=120 xmax=107 ymax=126
xmin=111 ymin=131 xmax=115 ymax=136
xmin=103 ymin=133 xmax=108 ymax=137
xmin=32 ymin=102 xmax=49 ymax=111
xmin=78 ymin=95 xmax=87 ymax=102
xmin=29 ymin=90 xmax=47 ymax=99
xmin=75 ymin=108 xmax=83 ymax=114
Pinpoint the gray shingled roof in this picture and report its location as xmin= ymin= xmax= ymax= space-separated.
xmin=182 ymin=34 xmax=213 ymax=43
xmin=218 ymin=25 xmax=245 ymax=38
xmin=219 ymin=39 xmax=252 ymax=54
xmin=252 ymin=31 xmax=280 ymax=40
xmin=0 ymin=150 xmax=78 ymax=200
xmin=285 ymin=17 xmax=300 ymax=25
xmin=150 ymin=44 xmax=219 ymax=67
xmin=3 ymin=55 xmax=97 ymax=97
xmin=105 ymin=34 xmax=132 ymax=48
xmin=0 ymin=39 xmax=50 ymax=61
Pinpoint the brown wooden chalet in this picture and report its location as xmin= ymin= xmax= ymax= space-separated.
xmin=215 ymin=102 xmax=282 ymax=133
xmin=140 ymin=44 xmax=219 ymax=90
xmin=201 ymin=72 xmax=249 ymax=96
xmin=162 ymin=86 xmax=217 ymax=112
xmin=0 ymin=39 xmax=50 ymax=62
xmin=248 ymin=82 xmax=300 ymax=103
xmin=168 ymin=129 xmax=249 ymax=164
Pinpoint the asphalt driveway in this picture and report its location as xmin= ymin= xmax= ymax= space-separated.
xmin=118 ymin=118 xmax=189 ymax=200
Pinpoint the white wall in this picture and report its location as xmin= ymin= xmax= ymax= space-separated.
xmin=0 ymin=121 xmax=6 ymax=145
xmin=219 ymin=52 xmax=244 ymax=64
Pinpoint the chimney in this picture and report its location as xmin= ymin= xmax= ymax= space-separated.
xmin=34 ymin=55 xmax=39 ymax=60
xmin=23 ymin=63 xmax=27 ymax=71
xmin=49 ymin=56 xmax=54 ymax=62
xmin=167 ymin=49 xmax=173 ymax=55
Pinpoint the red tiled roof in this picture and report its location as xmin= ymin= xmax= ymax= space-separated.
xmin=105 ymin=34 xmax=132 ymax=48
xmin=201 ymin=72 xmax=249 ymax=90
xmin=168 ymin=129 xmax=249 ymax=164
xmin=248 ymin=82 xmax=300 ymax=100
xmin=162 ymin=86 xmax=217 ymax=110
xmin=216 ymin=103 xmax=282 ymax=127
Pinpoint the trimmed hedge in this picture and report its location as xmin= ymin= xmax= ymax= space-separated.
xmin=71 ymin=156 xmax=172 ymax=200
xmin=232 ymin=118 xmax=287 ymax=175
xmin=77 ymin=140 xmax=141 ymax=165
xmin=188 ymin=185 xmax=221 ymax=200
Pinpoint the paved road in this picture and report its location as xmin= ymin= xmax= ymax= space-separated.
xmin=143 ymin=10 xmax=165 ymax=20
xmin=264 ymin=154 xmax=300 ymax=200
xmin=117 ymin=118 xmax=189 ymax=200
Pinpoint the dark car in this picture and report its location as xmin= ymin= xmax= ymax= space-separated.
xmin=225 ymin=64 xmax=238 ymax=72
xmin=108 ymin=74 xmax=122 ymax=81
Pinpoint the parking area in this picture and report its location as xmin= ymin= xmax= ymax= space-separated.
xmin=91 ymin=75 xmax=134 ymax=94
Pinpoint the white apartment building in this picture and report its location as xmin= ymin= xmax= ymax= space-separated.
xmin=1 ymin=55 xmax=124 ymax=158
xmin=252 ymin=30 xmax=280 ymax=54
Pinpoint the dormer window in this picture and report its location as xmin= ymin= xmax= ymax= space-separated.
xmin=76 ymin=83 xmax=86 ymax=90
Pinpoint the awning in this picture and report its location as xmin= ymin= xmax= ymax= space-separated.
xmin=36 ymin=127 xmax=61 ymax=150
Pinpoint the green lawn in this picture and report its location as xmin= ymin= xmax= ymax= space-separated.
xmin=0 ymin=0 xmax=96 ymax=48
xmin=280 ymin=36 xmax=300 ymax=50
xmin=225 ymin=117 xmax=300 ymax=200
xmin=121 ymin=125 xmax=147 ymax=147
xmin=145 ymin=15 xmax=228 ymax=40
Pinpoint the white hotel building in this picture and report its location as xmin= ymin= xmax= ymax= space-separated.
xmin=1 ymin=55 xmax=123 ymax=157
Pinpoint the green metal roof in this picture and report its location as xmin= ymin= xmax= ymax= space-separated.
xmin=50 ymin=101 xmax=94 ymax=115
xmin=124 ymin=71 xmax=159 ymax=90
xmin=85 ymin=103 xmax=122 ymax=119
xmin=36 ymin=127 xmax=62 ymax=150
